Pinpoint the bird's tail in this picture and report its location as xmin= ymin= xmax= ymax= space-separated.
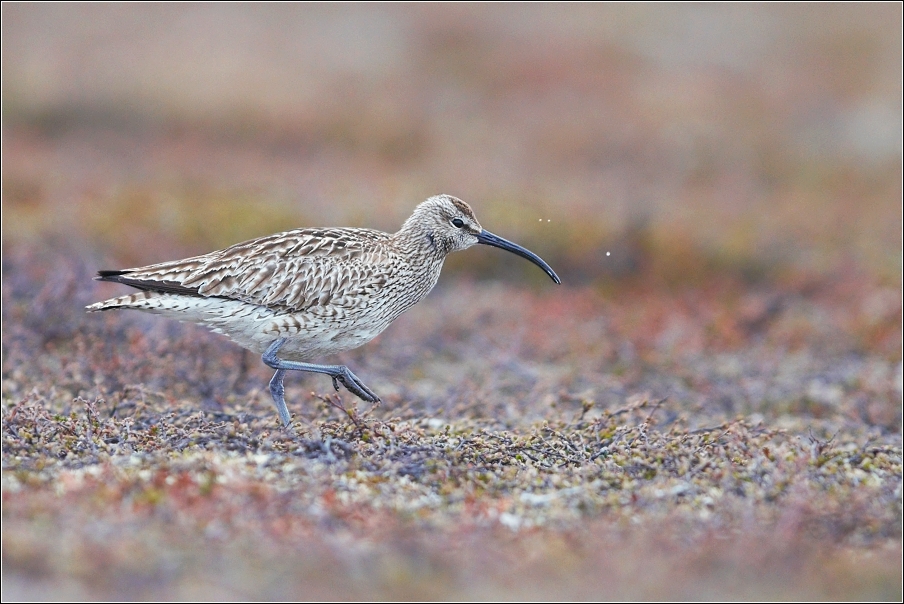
xmin=86 ymin=291 xmax=161 ymax=312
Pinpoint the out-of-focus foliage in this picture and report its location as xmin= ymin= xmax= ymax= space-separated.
xmin=2 ymin=4 xmax=901 ymax=283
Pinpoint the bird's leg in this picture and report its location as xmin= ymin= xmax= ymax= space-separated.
xmin=262 ymin=339 xmax=381 ymax=422
xmin=268 ymin=368 xmax=291 ymax=427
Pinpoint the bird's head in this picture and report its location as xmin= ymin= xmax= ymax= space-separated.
xmin=401 ymin=194 xmax=561 ymax=284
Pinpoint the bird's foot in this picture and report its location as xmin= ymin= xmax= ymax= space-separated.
xmin=334 ymin=366 xmax=381 ymax=403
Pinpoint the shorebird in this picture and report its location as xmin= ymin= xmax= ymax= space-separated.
xmin=87 ymin=194 xmax=560 ymax=426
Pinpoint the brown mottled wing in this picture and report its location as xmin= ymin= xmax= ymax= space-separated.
xmin=99 ymin=228 xmax=392 ymax=312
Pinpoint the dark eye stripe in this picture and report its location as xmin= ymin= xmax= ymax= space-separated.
xmin=451 ymin=218 xmax=465 ymax=228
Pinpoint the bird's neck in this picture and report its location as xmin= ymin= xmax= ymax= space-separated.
xmin=391 ymin=224 xmax=450 ymax=264
xmin=386 ymin=226 xmax=448 ymax=306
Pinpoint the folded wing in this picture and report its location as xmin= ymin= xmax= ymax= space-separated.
xmin=96 ymin=228 xmax=392 ymax=313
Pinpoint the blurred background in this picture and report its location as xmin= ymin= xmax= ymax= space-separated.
xmin=3 ymin=3 xmax=900 ymax=283
xmin=2 ymin=4 xmax=902 ymax=600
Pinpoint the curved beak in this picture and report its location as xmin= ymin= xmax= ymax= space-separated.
xmin=475 ymin=229 xmax=561 ymax=284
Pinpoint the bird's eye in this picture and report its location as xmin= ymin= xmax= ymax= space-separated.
xmin=451 ymin=218 xmax=465 ymax=228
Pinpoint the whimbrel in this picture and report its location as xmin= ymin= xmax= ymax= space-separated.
xmin=87 ymin=194 xmax=560 ymax=426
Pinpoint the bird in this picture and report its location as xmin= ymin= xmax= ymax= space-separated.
xmin=87 ymin=194 xmax=560 ymax=426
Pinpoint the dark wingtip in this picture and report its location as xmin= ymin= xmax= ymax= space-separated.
xmin=95 ymin=269 xmax=129 ymax=282
xmin=94 ymin=269 xmax=202 ymax=296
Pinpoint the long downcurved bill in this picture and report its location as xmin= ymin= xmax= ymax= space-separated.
xmin=476 ymin=230 xmax=561 ymax=284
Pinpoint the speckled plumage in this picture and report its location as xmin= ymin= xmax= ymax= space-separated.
xmin=88 ymin=194 xmax=560 ymax=426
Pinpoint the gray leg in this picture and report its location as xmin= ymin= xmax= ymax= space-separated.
xmin=268 ymin=368 xmax=291 ymax=426
xmin=262 ymin=339 xmax=380 ymax=424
